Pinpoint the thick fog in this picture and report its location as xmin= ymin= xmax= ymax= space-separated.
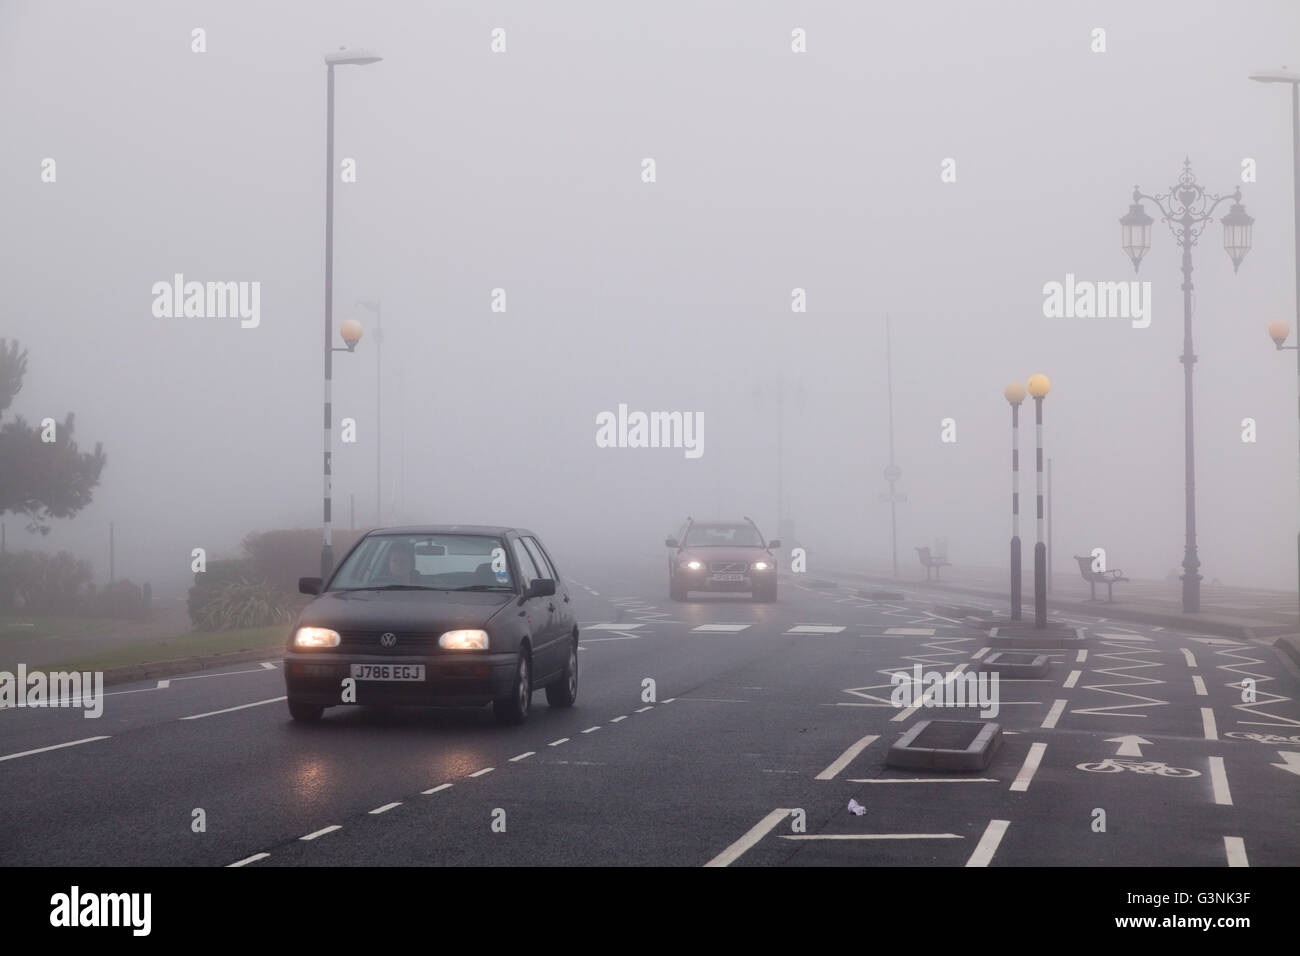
xmin=3 ymin=0 xmax=1298 ymax=598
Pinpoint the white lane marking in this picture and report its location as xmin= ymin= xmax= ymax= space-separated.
xmin=815 ymin=734 xmax=880 ymax=780
xmin=548 ymin=738 xmax=569 ymax=746
xmin=469 ymin=767 xmax=495 ymax=777
xmin=1076 ymin=650 xmax=1088 ymax=663
xmin=1040 ymin=700 xmax=1068 ymax=729
xmin=1063 ymin=670 xmax=1081 ymax=689
xmin=0 ymin=735 xmax=111 ymax=763
xmin=423 ymin=784 xmax=452 ymax=794
xmin=581 ymin=634 xmax=641 ymax=643
xmin=966 ymin=820 xmax=1011 ymax=867
xmin=370 ymin=802 xmax=401 ymax=814
xmin=228 ymin=853 xmax=269 ymax=867
xmin=584 ymin=622 xmax=644 ymax=630
xmin=301 ymin=825 xmax=342 ymax=840
xmin=891 ymin=663 xmax=971 ymax=722
xmin=704 ymin=808 xmax=792 ymax=867
xmin=780 ymin=833 xmax=961 ymax=841
xmin=885 ymin=627 xmax=936 ymax=636
xmin=509 ymin=751 xmax=535 ymax=762
xmin=1095 ymin=632 xmax=1149 ymax=641
xmin=972 ymin=647 xmax=990 ymax=659
xmin=662 ymin=698 xmax=676 ymax=703
xmin=1273 ymin=752 xmax=1300 ymax=776
xmin=155 ymin=679 xmax=171 ymax=689
xmin=260 ymin=662 xmax=277 ymax=670
xmin=1224 ymin=836 xmax=1249 ymax=867
xmin=581 ymin=726 xmax=601 ymax=733
xmin=693 ymin=624 xmax=751 ymax=632
xmin=1193 ymin=676 xmax=1208 ymax=696
xmin=1202 ymin=707 xmax=1218 ymax=741
xmin=1010 ymin=743 xmax=1047 ymax=792
xmin=1208 ymin=756 xmax=1233 ymax=806
xmin=610 ymin=716 xmax=627 ymax=722
xmin=180 ymin=696 xmax=286 ymax=720
xmin=788 ymin=625 xmax=846 ymax=633
xmin=635 ymin=706 xmax=653 ymax=713
xmin=1181 ymin=648 xmax=1198 ymax=667
xmin=850 ymin=777 xmax=997 ymax=784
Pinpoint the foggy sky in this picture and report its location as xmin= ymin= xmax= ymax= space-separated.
xmin=3 ymin=0 xmax=1298 ymax=598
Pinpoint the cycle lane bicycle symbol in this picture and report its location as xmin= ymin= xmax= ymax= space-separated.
xmin=1076 ymin=758 xmax=1200 ymax=777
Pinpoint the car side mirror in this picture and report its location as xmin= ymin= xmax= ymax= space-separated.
xmin=526 ymin=578 xmax=557 ymax=599
xmin=768 ymin=540 xmax=781 ymax=549
xmin=299 ymin=577 xmax=323 ymax=596
xmin=665 ymin=538 xmax=678 ymax=548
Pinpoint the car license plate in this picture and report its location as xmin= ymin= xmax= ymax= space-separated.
xmin=350 ymin=664 xmax=425 ymax=681
xmin=710 ymin=574 xmax=746 ymax=582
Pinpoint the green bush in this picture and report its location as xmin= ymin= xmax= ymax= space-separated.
xmin=189 ymin=577 xmax=296 ymax=632
xmin=0 ymin=550 xmax=94 ymax=613
xmin=84 ymin=578 xmax=152 ymax=620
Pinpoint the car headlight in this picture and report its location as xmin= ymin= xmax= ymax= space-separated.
xmin=683 ymin=560 xmax=703 ymax=570
xmin=439 ymin=629 xmax=489 ymax=650
xmin=752 ymin=561 xmax=771 ymax=571
xmin=293 ymin=626 xmax=340 ymax=648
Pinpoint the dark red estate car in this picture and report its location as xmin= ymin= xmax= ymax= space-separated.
xmin=665 ymin=518 xmax=780 ymax=602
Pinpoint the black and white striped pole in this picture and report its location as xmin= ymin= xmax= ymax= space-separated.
xmin=1004 ymin=382 xmax=1026 ymax=620
xmin=319 ymin=48 xmax=381 ymax=580
xmin=1027 ymin=373 xmax=1051 ymax=627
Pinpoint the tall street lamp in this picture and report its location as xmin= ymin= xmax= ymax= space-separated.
xmin=1119 ymin=160 xmax=1253 ymax=612
xmin=1027 ymin=374 xmax=1051 ymax=627
xmin=1005 ymin=381 xmax=1027 ymax=620
xmin=1252 ymin=68 xmax=1300 ymax=628
xmin=321 ymin=47 xmax=382 ymax=580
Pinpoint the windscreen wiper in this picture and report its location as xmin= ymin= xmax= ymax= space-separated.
xmin=449 ymin=584 xmax=514 ymax=591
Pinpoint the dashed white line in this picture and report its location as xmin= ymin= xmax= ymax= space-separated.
xmin=884 ymin=627 xmax=936 ymax=636
xmin=1201 ymin=707 xmax=1218 ymax=741
xmin=972 ymin=647 xmax=991 ymax=659
xmin=1224 ymin=836 xmax=1249 ymax=867
xmin=301 ymin=825 xmax=342 ymax=840
xmin=469 ymin=767 xmax=495 ymax=777
xmin=1040 ymin=700 xmax=1067 ymax=729
xmin=180 ymin=696 xmax=286 ymax=720
xmin=228 ymin=852 xmax=270 ymax=867
xmin=509 ymin=751 xmax=535 ymax=762
xmin=1010 ymin=743 xmax=1047 ymax=792
xmin=549 ymin=738 xmax=569 ymax=746
xmin=1192 ymin=676 xmax=1207 ymax=696
xmin=1180 ymin=648 xmax=1198 ymax=667
xmin=610 ymin=716 xmax=628 ymax=722
xmin=693 ymin=624 xmax=751 ymax=632
xmin=1075 ymin=650 xmax=1087 ymax=663
xmin=1208 ymin=756 xmax=1233 ymax=806
xmin=581 ymin=726 xmax=601 ymax=734
xmin=815 ymin=734 xmax=880 ymax=780
xmin=370 ymin=802 xmax=401 ymax=814
xmin=704 ymin=808 xmax=792 ymax=867
xmin=635 ymin=706 xmax=653 ymax=713
xmin=1063 ymin=670 xmax=1081 ymax=689
xmin=966 ymin=820 xmax=1011 ymax=867
xmin=422 ymin=783 xmax=452 ymax=794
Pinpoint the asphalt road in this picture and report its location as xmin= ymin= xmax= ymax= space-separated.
xmin=3 ymin=554 xmax=1298 ymax=867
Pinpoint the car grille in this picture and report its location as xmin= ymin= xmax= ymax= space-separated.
xmin=709 ymin=562 xmax=749 ymax=573
xmin=338 ymin=630 xmax=440 ymax=652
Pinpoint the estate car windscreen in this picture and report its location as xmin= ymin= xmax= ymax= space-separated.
xmin=328 ymin=534 xmax=513 ymax=592
xmin=683 ymin=524 xmax=764 ymax=547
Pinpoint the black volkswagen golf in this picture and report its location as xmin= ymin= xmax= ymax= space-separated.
xmin=284 ymin=526 xmax=578 ymax=724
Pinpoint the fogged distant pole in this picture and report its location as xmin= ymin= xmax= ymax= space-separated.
xmin=320 ymin=48 xmax=381 ymax=579
xmin=1004 ymin=382 xmax=1026 ymax=620
xmin=1027 ymin=374 xmax=1050 ymax=627
xmin=881 ymin=315 xmax=904 ymax=577
xmin=1119 ymin=161 xmax=1253 ymax=612
xmin=358 ymin=298 xmax=383 ymax=526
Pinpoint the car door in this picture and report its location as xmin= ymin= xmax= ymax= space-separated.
xmin=524 ymin=535 xmax=573 ymax=670
xmin=509 ymin=536 xmax=558 ymax=679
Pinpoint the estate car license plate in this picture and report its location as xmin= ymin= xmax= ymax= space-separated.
xmin=350 ymin=663 xmax=425 ymax=681
xmin=710 ymin=574 xmax=746 ymax=582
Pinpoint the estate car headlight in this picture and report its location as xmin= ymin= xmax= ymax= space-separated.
xmin=439 ymin=629 xmax=489 ymax=650
xmin=683 ymin=560 xmax=704 ymax=570
xmin=752 ymin=561 xmax=771 ymax=571
xmin=293 ymin=626 xmax=341 ymax=648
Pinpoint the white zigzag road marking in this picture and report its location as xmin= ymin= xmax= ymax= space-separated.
xmin=1215 ymin=646 xmax=1300 ymax=729
xmin=1072 ymin=643 xmax=1168 ymax=718
xmin=841 ymin=636 xmax=972 ymax=705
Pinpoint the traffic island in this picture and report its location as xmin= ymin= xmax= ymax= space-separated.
xmin=886 ymin=719 xmax=1002 ymax=771
xmin=978 ymin=651 xmax=1050 ymax=678
xmin=936 ymin=604 xmax=992 ymax=618
xmin=976 ymin=620 xmax=1086 ymax=648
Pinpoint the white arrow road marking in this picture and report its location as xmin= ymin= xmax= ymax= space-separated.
xmin=705 ymin=808 xmax=792 ymax=867
xmin=815 ymin=734 xmax=879 ymax=780
xmin=1271 ymin=751 xmax=1300 ymax=776
xmin=966 ymin=820 xmax=1011 ymax=867
xmin=1224 ymin=836 xmax=1249 ymax=867
xmin=1106 ymin=735 xmax=1151 ymax=757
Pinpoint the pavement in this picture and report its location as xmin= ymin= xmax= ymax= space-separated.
xmin=1 ymin=550 xmax=1296 ymax=868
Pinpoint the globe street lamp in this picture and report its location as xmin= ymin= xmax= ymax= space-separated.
xmin=1252 ymin=68 xmax=1300 ymax=629
xmin=1120 ymin=160 xmax=1253 ymax=612
xmin=1026 ymin=374 xmax=1051 ymax=627
xmin=321 ymin=47 xmax=381 ymax=580
xmin=1004 ymin=381 xmax=1027 ymax=620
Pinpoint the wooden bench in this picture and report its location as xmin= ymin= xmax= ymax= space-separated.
xmin=916 ymin=546 xmax=951 ymax=582
xmin=1073 ymin=555 xmax=1129 ymax=602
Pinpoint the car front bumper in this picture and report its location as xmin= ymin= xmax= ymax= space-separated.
xmin=283 ymin=651 xmax=518 ymax=707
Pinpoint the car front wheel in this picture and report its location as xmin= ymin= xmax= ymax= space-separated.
xmin=493 ymin=651 xmax=532 ymax=724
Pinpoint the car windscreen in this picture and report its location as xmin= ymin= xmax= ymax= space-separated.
xmin=329 ymin=534 xmax=513 ymax=591
xmin=683 ymin=524 xmax=764 ymax=547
